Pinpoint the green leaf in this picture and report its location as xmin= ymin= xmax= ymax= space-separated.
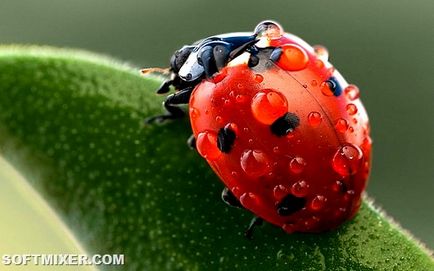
xmin=0 ymin=46 xmax=432 ymax=271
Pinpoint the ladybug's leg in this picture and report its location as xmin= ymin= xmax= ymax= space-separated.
xmin=221 ymin=187 xmax=265 ymax=239
xmin=187 ymin=134 xmax=196 ymax=150
xmin=213 ymin=44 xmax=230 ymax=71
xmin=146 ymin=86 xmax=193 ymax=124
xmin=156 ymin=79 xmax=173 ymax=94
xmin=198 ymin=39 xmax=259 ymax=78
xmin=228 ymin=38 xmax=259 ymax=60
xmin=198 ymin=41 xmax=232 ymax=77
xmin=198 ymin=45 xmax=218 ymax=78
xmin=245 ymin=217 xmax=264 ymax=240
xmin=221 ymin=187 xmax=242 ymax=208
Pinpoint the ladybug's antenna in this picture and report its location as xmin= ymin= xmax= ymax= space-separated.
xmin=140 ymin=67 xmax=171 ymax=75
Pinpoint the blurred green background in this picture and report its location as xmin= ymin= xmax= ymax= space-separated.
xmin=0 ymin=0 xmax=432 ymax=250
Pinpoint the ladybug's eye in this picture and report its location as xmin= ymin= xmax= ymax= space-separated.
xmin=254 ymin=20 xmax=284 ymax=40
xmin=170 ymin=46 xmax=194 ymax=73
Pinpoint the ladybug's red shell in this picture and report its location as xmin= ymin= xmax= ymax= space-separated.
xmin=189 ymin=32 xmax=372 ymax=233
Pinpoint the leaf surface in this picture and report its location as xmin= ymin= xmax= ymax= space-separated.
xmin=0 ymin=46 xmax=432 ymax=271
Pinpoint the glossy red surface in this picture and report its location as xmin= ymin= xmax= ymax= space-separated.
xmin=189 ymin=33 xmax=371 ymax=233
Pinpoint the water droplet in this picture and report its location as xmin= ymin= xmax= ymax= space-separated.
xmin=291 ymin=180 xmax=309 ymax=197
xmin=335 ymin=118 xmax=349 ymax=133
xmin=196 ymin=131 xmax=221 ymax=160
xmin=212 ymin=70 xmax=227 ymax=83
xmin=304 ymin=216 xmax=320 ymax=230
xmin=313 ymin=45 xmax=329 ymax=61
xmin=352 ymin=118 xmax=358 ymax=124
xmin=231 ymin=186 xmax=241 ymax=197
xmin=320 ymin=81 xmax=334 ymax=96
xmin=346 ymin=103 xmax=358 ymax=115
xmin=344 ymin=190 xmax=355 ymax=202
xmin=254 ymin=74 xmax=264 ymax=83
xmin=332 ymin=144 xmax=363 ymax=176
xmin=240 ymin=149 xmax=270 ymax=177
xmin=273 ymin=184 xmax=289 ymax=201
xmin=331 ymin=180 xmax=346 ymax=193
xmin=215 ymin=116 xmax=223 ymax=124
xmin=225 ymin=122 xmax=239 ymax=134
xmin=326 ymin=67 xmax=335 ymax=77
xmin=251 ymin=89 xmax=288 ymax=125
xmin=289 ymin=157 xmax=306 ymax=174
xmin=315 ymin=59 xmax=325 ymax=69
xmin=254 ymin=20 xmax=284 ymax=40
xmin=311 ymin=79 xmax=318 ymax=86
xmin=235 ymin=94 xmax=248 ymax=104
xmin=240 ymin=192 xmax=260 ymax=209
xmin=308 ymin=111 xmax=322 ymax=127
xmin=286 ymin=132 xmax=296 ymax=140
xmin=363 ymin=161 xmax=370 ymax=177
xmin=363 ymin=124 xmax=370 ymax=136
xmin=361 ymin=136 xmax=372 ymax=154
xmin=334 ymin=207 xmax=347 ymax=219
xmin=189 ymin=107 xmax=200 ymax=119
xmin=277 ymin=44 xmax=309 ymax=71
xmin=282 ymin=223 xmax=296 ymax=234
xmin=310 ymin=195 xmax=326 ymax=211
xmin=344 ymin=85 xmax=360 ymax=101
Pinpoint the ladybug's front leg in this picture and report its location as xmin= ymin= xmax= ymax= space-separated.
xmin=221 ymin=187 xmax=264 ymax=239
xmin=146 ymin=86 xmax=193 ymax=124
xmin=155 ymin=79 xmax=173 ymax=94
xmin=187 ymin=134 xmax=196 ymax=150
xmin=245 ymin=217 xmax=263 ymax=240
xmin=221 ymin=187 xmax=242 ymax=208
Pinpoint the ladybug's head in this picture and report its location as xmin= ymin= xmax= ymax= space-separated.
xmin=170 ymin=45 xmax=195 ymax=74
xmin=166 ymin=21 xmax=284 ymax=86
xmin=177 ymin=47 xmax=205 ymax=82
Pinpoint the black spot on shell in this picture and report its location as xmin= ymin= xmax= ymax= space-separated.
xmin=325 ymin=76 xmax=343 ymax=96
xmin=277 ymin=194 xmax=306 ymax=216
xmin=217 ymin=126 xmax=236 ymax=153
xmin=270 ymin=112 xmax=300 ymax=136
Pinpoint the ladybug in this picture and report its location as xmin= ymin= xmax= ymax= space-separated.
xmin=145 ymin=21 xmax=372 ymax=239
